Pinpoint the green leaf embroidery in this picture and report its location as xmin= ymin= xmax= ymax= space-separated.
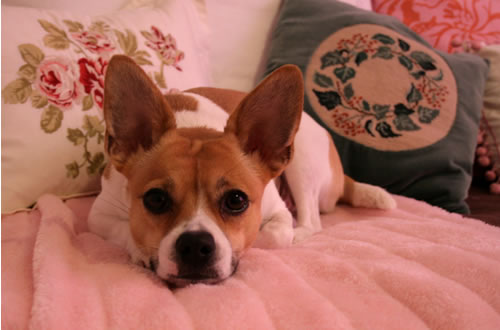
xmin=140 ymin=30 xmax=153 ymax=40
xmin=82 ymin=95 xmax=94 ymax=111
xmin=154 ymin=72 xmax=167 ymax=89
xmin=321 ymin=50 xmax=348 ymax=69
xmin=364 ymin=120 xmax=375 ymax=137
xmin=114 ymin=29 xmax=138 ymax=56
xmin=398 ymin=39 xmax=410 ymax=52
xmin=376 ymin=121 xmax=401 ymax=138
xmin=132 ymin=53 xmax=153 ymax=66
xmin=372 ymin=33 xmax=395 ymax=45
xmin=87 ymin=152 xmax=105 ymax=175
xmin=410 ymin=51 xmax=436 ymax=71
xmin=432 ymin=70 xmax=444 ymax=81
xmin=418 ymin=106 xmax=440 ymax=124
xmin=43 ymin=34 xmax=70 ymax=50
xmin=344 ymin=83 xmax=354 ymax=100
xmin=82 ymin=115 xmax=104 ymax=137
xmin=362 ymin=100 xmax=370 ymax=111
xmin=398 ymin=55 xmax=413 ymax=71
xmin=31 ymin=90 xmax=48 ymax=108
xmin=406 ymin=83 xmax=423 ymax=103
xmin=313 ymin=89 xmax=342 ymax=110
xmin=89 ymin=21 xmax=110 ymax=34
xmin=373 ymin=104 xmax=390 ymax=120
xmin=18 ymin=64 xmax=37 ymax=81
xmin=41 ymin=105 xmax=63 ymax=133
xmin=66 ymin=161 xmax=80 ymax=179
xmin=38 ymin=19 xmax=67 ymax=38
xmin=62 ymin=20 xmax=84 ymax=33
xmin=314 ymin=72 xmax=334 ymax=88
xmin=411 ymin=71 xmax=425 ymax=80
xmin=67 ymin=128 xmax=86 ymax=146
xmin=18 ymin=44 xmax=45 ymax=66
xmin=394 ymin=103 xmax=415 ymax=116
xmin=334 ymin=66 xmax=356 ymax=83
xmin=355 ymin=52 xmax=368 ymax=66
xmin=373 ymin=46 xmax=393 ymax=60
xmin=2 ymin=78 xmax=32 ymax=104
xmin=393 ymin=115 xmax=420 ymax=131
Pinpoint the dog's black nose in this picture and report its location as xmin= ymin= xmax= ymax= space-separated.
xmin=175 ymin=231 xmax=215 ymax=268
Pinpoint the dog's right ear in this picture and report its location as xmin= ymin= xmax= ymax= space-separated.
xmin=103 ymin=55 xmax=175 ymax=171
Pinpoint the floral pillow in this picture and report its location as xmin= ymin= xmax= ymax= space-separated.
xmin=1 ymin=0 xmax=212 ymax=213
xmin=371 ymin=0 xmax=500 ymax=53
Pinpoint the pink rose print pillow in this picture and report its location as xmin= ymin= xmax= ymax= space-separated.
xmin=372 ymin=0 xmax=500 ymax=53
xmin=1 ymin=0 xmax=212 ymax=213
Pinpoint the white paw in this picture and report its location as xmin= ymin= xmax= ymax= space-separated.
xmin=352 ymin=183 xmax=397 ymax=210
xmin=293 ymin=226 xmax=320 ymax=244
xmin=254 ymin=213 xmax=294 ymax=249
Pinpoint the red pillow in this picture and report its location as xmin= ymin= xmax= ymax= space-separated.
xmin=372 ymin=0 xmax=500 ymax=53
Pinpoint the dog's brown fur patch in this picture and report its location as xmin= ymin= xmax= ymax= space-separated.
xmin=164 ymin=93 xmax=198 ymax=112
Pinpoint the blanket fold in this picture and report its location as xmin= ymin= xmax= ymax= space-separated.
xmin=2 ymin=193 xmax=500 ymax=330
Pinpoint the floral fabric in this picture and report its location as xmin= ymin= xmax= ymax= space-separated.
xmin=3 ymin=19 xmax=184 ymax=179
xmin=372 ymin=0 xmax=500 ymax=53
xmin=1 ymin=2 xmax=212 ymax=213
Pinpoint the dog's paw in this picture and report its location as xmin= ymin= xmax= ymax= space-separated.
xmin=254 ymin=212 xmax=294 ymax=249
xmin=126 ymin=237 xmax=151 ymax=266
xmin=293 ymin=226 xmax=319 ymax=244
xmin=351 ymin=183 xmax=397 ymax=210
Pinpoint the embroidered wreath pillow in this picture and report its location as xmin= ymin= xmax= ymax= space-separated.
xmin=1 ymin=1 xmax=212 ymax=213
xmin=263 ymin=0 xmax=489 ymax=213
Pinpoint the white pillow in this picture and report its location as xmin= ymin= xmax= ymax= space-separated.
xmin=205 ymin=0 xmax=373 ymax=92
xmin=1 ymin=0 xmax=212 ymax=213
xmin=2 ymin=0 xmax=128 ymax=15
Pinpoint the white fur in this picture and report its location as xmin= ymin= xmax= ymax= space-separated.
xmin=253 ymin=180 xmax=294 ymax=249
xmin=175 ymin=93 xmax=229 ymax=130
xmin=156 ymin=206 xmax=234 ymax=281
xmin=348 ymin=182 xmax=397 ymax=210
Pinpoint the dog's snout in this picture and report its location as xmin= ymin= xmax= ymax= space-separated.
xmin=175 ymin=231 xmax=215 ymax=267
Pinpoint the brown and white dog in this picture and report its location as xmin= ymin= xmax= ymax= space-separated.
xmin=88 ymin=55 xmax=396 ymax=287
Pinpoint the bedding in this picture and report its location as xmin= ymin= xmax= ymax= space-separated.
xmin=3 ymin=194 xmax=500 ymax=329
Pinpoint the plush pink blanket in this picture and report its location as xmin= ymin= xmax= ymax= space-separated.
xmin=3 ymin=194 xmax=500 ymax=329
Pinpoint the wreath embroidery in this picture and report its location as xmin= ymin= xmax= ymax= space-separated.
xmin=2 ymin=19 xmax=184 ymax=179
xmin=311 ymin=32 xmax=449 ymax=138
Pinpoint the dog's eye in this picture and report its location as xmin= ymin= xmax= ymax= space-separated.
xmin=221 ymin=190 xmax=249 ymax=215
xmin=143 ymin=188 xmax=172 ymax=214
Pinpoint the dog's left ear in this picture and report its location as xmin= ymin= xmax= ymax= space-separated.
xmin=225 ymin=65 xmax=304 ymax=181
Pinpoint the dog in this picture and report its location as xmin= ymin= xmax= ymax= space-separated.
xmin=88 ymin=55 xmax=396 ymax=288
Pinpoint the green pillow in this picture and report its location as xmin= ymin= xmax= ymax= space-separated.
xmin=264 ymin=0 xmax=489 ymax=213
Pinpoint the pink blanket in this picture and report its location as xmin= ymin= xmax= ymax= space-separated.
xmin=3 ymin=194 xmax=500 ymax=329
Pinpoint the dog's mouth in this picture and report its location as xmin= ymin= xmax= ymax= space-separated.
xmin=165 ymin=273 xmax=225 ymax=288
xmin=156 ymin=259 xmax=239 ymax=289
xmin=143 ymin=253 xmax=240 ymax=288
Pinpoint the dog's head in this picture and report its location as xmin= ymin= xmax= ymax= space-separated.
xmin=103 ymin=55 xmax=303 ymax=287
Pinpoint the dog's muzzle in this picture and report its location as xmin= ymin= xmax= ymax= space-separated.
xmin=159 ymin=230 xmax=231 ymax=287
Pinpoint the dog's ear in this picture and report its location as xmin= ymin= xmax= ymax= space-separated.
xmin=225 ymin=65 xmax=304 ymax=181
xmin=103 ymin=55 xmax=175 ymax=171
